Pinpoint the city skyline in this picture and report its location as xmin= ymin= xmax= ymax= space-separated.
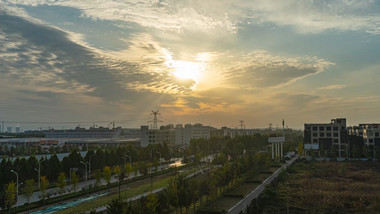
xmin=1 ymin=0 xmax=380 ymax=130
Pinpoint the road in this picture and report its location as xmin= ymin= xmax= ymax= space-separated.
xmin=227 ymin=155 xmax=298 ymax=214
xmin=14 ymin=160 xmax=180 ymax=207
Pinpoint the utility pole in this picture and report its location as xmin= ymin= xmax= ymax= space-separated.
xmin=239 ymin=120 xmax=244 ymax=130
xmin=149 ymin=110 xmax=162 ymax=145
xmin=149 ymin=110 xmax=162 ymax=130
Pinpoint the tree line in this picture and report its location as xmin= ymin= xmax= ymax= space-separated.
xmin=106 ymin=134 xmax=280 ymax=214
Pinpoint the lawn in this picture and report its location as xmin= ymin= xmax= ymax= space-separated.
xmin=56 ymin=169 xmax=194 ymax=214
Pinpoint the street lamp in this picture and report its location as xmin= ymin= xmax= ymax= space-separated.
xmin=80 ymin=161 xmax=88 ymax=184
xmin=89 ymin=153 xmax=96 ymax=179
xmin=150 ymin=149 xmax=154 ymax=190
xmin=156 ymin=151 xmax=161 ymax=166
xmin=35 ymin=159 xmax=46 ymax=189
xmin=123 ymin=154 xmax=132 ymax=166
xmin=10 ymin=170 xmax=18 ymax=206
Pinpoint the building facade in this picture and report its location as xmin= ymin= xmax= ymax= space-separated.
xmin=304 ymin=118 xmax=349 ymax=158
xmin=45 ymin=126 xmax=122 ymax=139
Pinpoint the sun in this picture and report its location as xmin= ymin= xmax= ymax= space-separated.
xmin=172 ymin=60 xmax=203 ymax=82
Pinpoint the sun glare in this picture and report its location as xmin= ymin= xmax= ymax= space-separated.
xmin=172 ymin=60 xmax=203 ymax=82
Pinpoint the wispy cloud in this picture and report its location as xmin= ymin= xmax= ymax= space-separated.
xmin=318 ymin=84 xmax=347 ymax=90
xmin=220 ymin=51 xmax=334 ymax=89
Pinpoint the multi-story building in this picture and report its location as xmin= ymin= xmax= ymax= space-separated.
xmin=360 ymin=123 xmax=380 ymax=157
xmin=304 ymin=118 xmax=348 ymax=158
xmin=141 ymin=123 xmax=216 ymax=147
xmin=140 ymin=125 xmax=176 ymax=147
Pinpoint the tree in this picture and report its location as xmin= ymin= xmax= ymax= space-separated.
xmin=23 ymin=179 xmax=35 ymax=204
xmin=125 ymin=163 xmax=133 ymax=179
xmin=113 ymin=165 xmax=121 ymax=175
xmin=107 ymin=199 xmax=125 ymax=214
xmin=71 ymin=171 xmax=79 ymax=192
xmin=298 ymin=143 xmax=303 ymax=157
xmin=103 ymin=166 xmax=112 ymax=185
xmin=167 ymin=179 xmax=179 ymax=212
xmin=145 ymin=193 xmax=159 ymax=214
xmin=56 ymin=172 xmax=67 ymax=195
xmin=39 ymin=176 xmax=49 ymax=203
xmin=5 ymin=182 xmax=16 ymax=213
xmin=94 ymin=169 xmax=102 ymax=187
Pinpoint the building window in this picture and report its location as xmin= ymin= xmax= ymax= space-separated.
xmin=319 ymin=133 xmax=324 ymax=137
xmin=312 ymin=127 xmax=317 ymax=131
xmin=313 ymin=133 xmax=318 ymax=137
xmin=326 ymin=127 xmax=331 ymax=131
xmin=327 ymin=133 xmax=331 ymax=137
xmin=319 ymin=127 xmax=324 ymax=131
xmin=375 ymin=132 xmax=379 ymax=137
xmin=333 ymin=127 xmax=339 ymax=131
xmin=369 ymin=139 xmax=374 ymax=143
xmin=333 ymin=132 xmax=339 ymax=137
xmin=313 ymin=139 xmax=318 ymax=143
xmin=334 ymin=139 xmax=339 ymax=143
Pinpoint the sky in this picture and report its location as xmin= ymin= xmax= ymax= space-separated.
xmin=0 ymin=0 xmax=380 ymax=130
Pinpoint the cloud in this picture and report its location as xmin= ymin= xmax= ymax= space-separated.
xmin=3 ymin=0 xmax=379 ymax=36
xmin=318 ymin=84 xmax=347 ymax=90
xmin=220 ymin=51 xmax=333 ymax=89
xmin=239 ymin=0 xmax=380 ymax=34
xmin=0 ymin=13 xmax=182 ymax=123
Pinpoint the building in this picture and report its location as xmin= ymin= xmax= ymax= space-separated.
xmin=45 ymin=126 xmax=123 ymax=139
xmin=304 ymin=118 xmax=349 ymax=158
xmin=210 ymin=127 xmax=257 ymax=138
xmin=123 ymin=128 xmax=141 ymax=139
xmin=359 ymin=123 xmax=380 ymax=157
xmin=141 ymin=123 xmax=216 ymax=147
xmin=15 ymin=127 xmax=21 ymax=134
xmin=7 ymin=127 xmax=12 ymax=133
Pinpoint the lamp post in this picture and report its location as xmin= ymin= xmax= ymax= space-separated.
xmin=156 ymin=151 xmax=161 ymax=169
xmin=150 ymin=149 xmax=154 ymax=190
xmin=80 ymin=161 xmax=88 ymax=184
xmin=10 ymin=170 xmax=18 ymax=206
xmin=125 ymin=155 xmax=132 ymax=166
xmin=89 ymin=153 xmax=96 ymax=179
xmin=35 ymin=159 xmax=46 ymax=189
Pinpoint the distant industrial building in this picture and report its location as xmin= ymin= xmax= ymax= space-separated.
xmin=45 ymin=126 xmax=123 ymax=139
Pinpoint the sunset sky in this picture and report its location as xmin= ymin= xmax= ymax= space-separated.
xmin=1 ymin=0 xmax=379 ymax=130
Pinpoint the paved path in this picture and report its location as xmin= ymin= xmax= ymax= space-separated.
xmin=227 ymin=156 xmax=298 ymax=214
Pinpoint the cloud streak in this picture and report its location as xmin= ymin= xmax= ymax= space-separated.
xmin=2 ymin=0 xmax=379 ymax=35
